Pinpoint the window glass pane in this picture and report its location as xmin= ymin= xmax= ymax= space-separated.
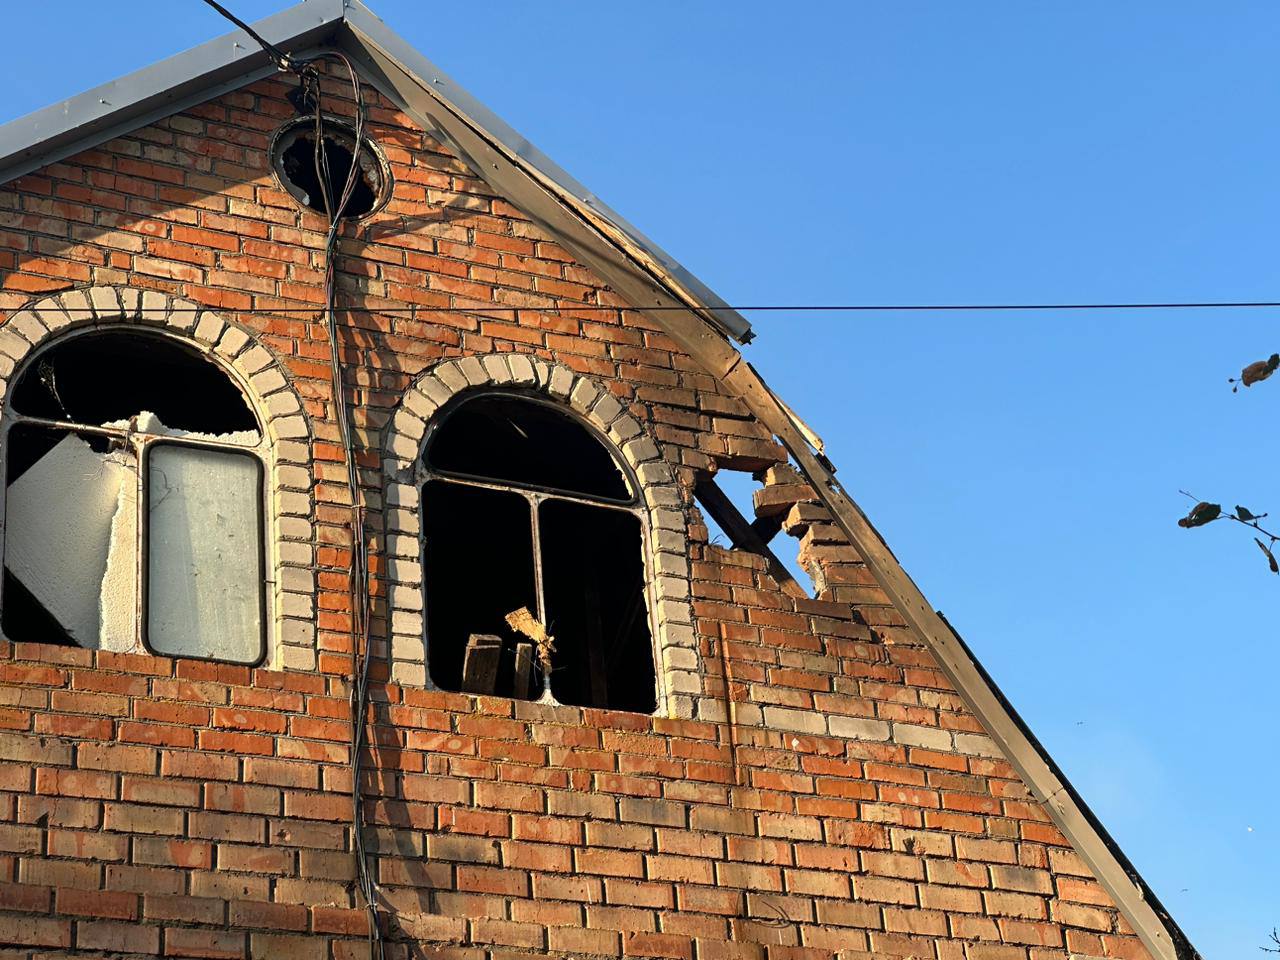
xmin=422 ymin=480 xmax=540 ymax=699
xmin=424 ymin=394 xmax=631 ymax=502
xmin=146 ymin=444 xmax=263 ymax=664
xmin=2 ymin=423 xmax=136 ymax=650
xmin=539 ymin=499 xmax=656 ymax=713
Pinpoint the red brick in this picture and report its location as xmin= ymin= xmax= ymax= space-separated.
xmin=0 ymin=880 xmax=51 ymax=911
xmin=134 ymin=837 xmax=215 ymax=870
xmin=76 ymin=918 xmax=160 ymax=953
xmin=312 ymin=905 xmax=370 ymax=935
xmin=624 ymin=931 xmax=694 ymax=960
xmin=1 ymin=916 xmax=71 ymax=947
xmin=35 ymin=767 xmax=115 ymax=799
xmin=198 ymin=730 xmax=274 ymax=755
xmin=144 ymin=893 xmax=225 ymax=925
xmin=56 ymin=887 xmax=138 ymax=920
xmin=77 ymin=742 xmax=156 ymax=775
xmin=103 ymin=801 xmax=184 ymax=836
xmin=248 ymin=933 xmax=326 ymax=960
xmin=230 ymin=899 xmax=307 ymax=931
xmin=164 ymin=927 xmax=245 ymax=959
xmin=122 ymin=775 xmax=203 ymax=806
xmin=47 ymin=829 xmax=129 ymax=862
xmin=161 ymin=750 xmax=239 ymax=781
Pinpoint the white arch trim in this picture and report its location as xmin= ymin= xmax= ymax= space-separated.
xmin=380 ymin=352 xmax=700 ymax=719
xmin=0 ymin=286 xmax=317 ymax=670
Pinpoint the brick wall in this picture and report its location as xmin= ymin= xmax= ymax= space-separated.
xmin=0 ymin=66 xmax=1153 ymax=959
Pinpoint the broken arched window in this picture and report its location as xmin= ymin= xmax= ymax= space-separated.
xmin=420 ymin=392 xmax=657 ymax=713
xmin=1 ymin=330 xmax=266 ymax=665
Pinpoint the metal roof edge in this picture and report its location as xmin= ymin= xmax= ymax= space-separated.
xmin=935 ymin=612 xmax=1203 ymax=960
xmin=0 ymin=0 xmax=346 ymax=185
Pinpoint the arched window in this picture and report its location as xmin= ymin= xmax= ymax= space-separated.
xmin=420 ymin=392 xmax=657 ymax=713
xmin=1 ymin=329 xmax=266 ymax=665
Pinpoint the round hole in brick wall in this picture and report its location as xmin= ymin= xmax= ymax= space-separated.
xmin=269 ymin=117 xmax=391 ymax=220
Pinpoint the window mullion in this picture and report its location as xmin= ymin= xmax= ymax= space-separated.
xmin=528 ymin=492 xmax=547 ymax=625
xmin=134 ymin=435 xmax=149 ymax=650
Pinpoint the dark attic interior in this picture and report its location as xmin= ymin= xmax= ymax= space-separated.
xmin=421 ymin=393 xmax=657 ymax=714
xmin=271 ymin=117 xmax=386 ymax=219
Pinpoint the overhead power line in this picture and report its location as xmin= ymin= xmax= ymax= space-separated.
xmin=197 ymin=0 xmax=296 ymax=70
xmin=13 ymin=301 xmax=1280 ymax=315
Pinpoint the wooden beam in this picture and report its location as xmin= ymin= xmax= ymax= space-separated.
xmin=513 ymin=641 xmax=534 ymax=701
xmin=694 ymin=479 xmax=807 ymax=600
xmin=460 ymin=633 xmax=502 ymax=695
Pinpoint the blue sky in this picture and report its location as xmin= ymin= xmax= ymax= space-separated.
xmin=2 ymin=3 xmax=1275 ymax=956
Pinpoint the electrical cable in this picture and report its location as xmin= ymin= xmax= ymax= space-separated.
xmin=197 ymin=0 xmax=297 ymax=71
xmin=306 ymin=53 xmax=386 ymax=960
xmin=194 ymin=3 xmax=385 ymax=956
xmin=17 ymin=302 xmax=1280 ymax=315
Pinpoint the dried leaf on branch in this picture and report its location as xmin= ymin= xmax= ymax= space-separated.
xmin=1177 ymin=502 xmax=1221 ymax=528
xmin=1230 ymin=353 xmax=1280 ymax=392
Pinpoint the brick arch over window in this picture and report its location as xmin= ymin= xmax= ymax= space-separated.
xmin=382 ymin=353 xmax=701 ymax=718
xmin=0 ymin=286 xmax=317 ymax=669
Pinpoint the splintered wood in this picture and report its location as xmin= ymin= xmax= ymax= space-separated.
xmin=506 ymin=606 xmax=555 ymax=672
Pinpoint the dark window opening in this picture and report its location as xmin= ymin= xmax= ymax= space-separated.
xmin=273 ymin=119 xmax=386 ymax=220
xmin=2 ymin=332 xmax=265 ymax=663
xmin=422 ymin=481 xmax=538 ymax=699
xmin=10 ymin=330 xmax=258 ymax=434
xmin=425 ymin=393 xmax=631 ymax=501
xmin=421 ymin=394 xmax=656 ymax=713
xmin=2 ymin=569 xmax=73 ymax=647
xmin=540 ymin=500 xmax=655 ymax=713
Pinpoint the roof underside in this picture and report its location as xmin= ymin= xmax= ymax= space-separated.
xmin=0 ymin=4 xmax=1197 ymax=959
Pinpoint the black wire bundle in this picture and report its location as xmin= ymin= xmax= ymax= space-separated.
xmin=308 ymin=52 xmax=384 ymax=960
xmin=199 ymin=2 xmax=385 ymax=955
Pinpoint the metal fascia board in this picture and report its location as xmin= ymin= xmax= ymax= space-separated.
xmin=341 ymin=1 xmax=753 ymax=345
xmin=0 ymin=0 xmax=346 ymax=186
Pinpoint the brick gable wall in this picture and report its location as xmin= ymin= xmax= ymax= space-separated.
xmin=0 ymin=66 xmax=1153 ymax=960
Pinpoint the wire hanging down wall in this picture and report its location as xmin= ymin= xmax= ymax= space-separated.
xmin=198 ymin=1 xmax=385 ymax=955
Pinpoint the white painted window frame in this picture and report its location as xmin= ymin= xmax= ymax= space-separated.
xmin=0 ymin=286 xmax=317 ymax=670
